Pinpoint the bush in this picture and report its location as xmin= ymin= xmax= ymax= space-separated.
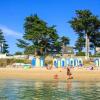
xmin=15 ymin=52 xmax=23 ymax=55
xmin=15 ymin=59 xmax=31 ymax=64
xmin=0 ymin=59 xmax=31 ymax=67
xmin=76 ymin=52 xmax=85 ymax=56
xmin=91 ymin=53 xmax=100 ymax=57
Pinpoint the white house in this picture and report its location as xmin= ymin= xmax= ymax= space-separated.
xmin=96 ymin=47 xmax=100 ymax=53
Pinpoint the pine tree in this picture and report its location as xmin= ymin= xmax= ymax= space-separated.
xmin=75 ymin=33 xmax=85 ymax=52
xmin=0 ymin=29 xmax=9 ymax=53
xmin=17 ymin=14 xmax=60 ymax=56
xmin=69 ymin=10 xmax=100 ymax=59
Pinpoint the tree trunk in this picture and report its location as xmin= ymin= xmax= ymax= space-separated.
xmin=62 ymin=44 xmax=64 ymax=56
xmin=94 ymin=46 xmax=96 ymax=54
xmin=40 ymin=47 xmax=43 ymax=56
xmin=34 ymin=48 xmax=37 ymax=56
xmin=44 ymin=47 xmax=46 ymax=56
xmin=1 ymin=46 xmax=3 ymax=53
xmin=0 ymin=46 xmax=1 ymax=53
xmin=85 ymin=34 xmax=90 ymax=60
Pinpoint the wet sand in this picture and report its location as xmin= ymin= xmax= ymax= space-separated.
xmin=0 ymin=68 xmax=100 ymax=81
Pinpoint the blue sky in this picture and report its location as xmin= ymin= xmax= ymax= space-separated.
xmin=0 ymin=0 xmax=100 ymax=54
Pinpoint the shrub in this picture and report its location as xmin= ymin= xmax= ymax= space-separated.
xmin=76 ymin=52 xmax=85 ymax=56
xmin=15 ymin=59 xmax=31 ymax=64
xmin=0 ymin=59 xmax=31 ymax=67
xmin=91 ymin=53 xmax=100 ymax=57
xmin=15 ymin=52 xmax=23 ymax=55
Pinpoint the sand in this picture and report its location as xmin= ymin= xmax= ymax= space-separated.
xmin=0 ymin=67 xmax=100 ymax=81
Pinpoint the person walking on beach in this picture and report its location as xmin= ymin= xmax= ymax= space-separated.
xmin=67 ymin=67 xmax=73 ymax=79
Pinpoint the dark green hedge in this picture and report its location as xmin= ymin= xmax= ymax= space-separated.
xmin=76 ymin=52 xmax=85 ymax=56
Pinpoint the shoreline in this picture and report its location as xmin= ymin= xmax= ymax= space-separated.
xmin=0 ymin=68 xmax=100 ymax=81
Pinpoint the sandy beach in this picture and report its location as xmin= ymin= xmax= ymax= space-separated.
xmin=0 ymin=67 xmax=100 ymax=81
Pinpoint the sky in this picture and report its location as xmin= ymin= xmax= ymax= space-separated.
xmin=0 ymin=0 xmax=100 ymax=54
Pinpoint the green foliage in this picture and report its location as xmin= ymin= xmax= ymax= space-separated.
xmin=76 ymin=52 xmax=85 ymax=56
xmin=90 ymin=32 xmax=100 ymax=53
xmin=15 ymin=52 xmax=23 ymax=55
xmin=15 ymin=59 xmax=31 ymax=64
xmin=17 ymin=39 xmax=29 ymax=48
xmin=75 ymin=33 xmax=85 ymax=52
xmin=91 ymin=53 xmax=100 ymax=57
xmin=61 ymin=36 xmax=70 ymax=46
xmin=69 ymin=9 xmax=100 ymax=55
xmin=69 ymin=10 xmax=100 ymax=35
xmin=0 ymin=29 xmax=9 ymax=53
xmin=17 ymin=14 xmax=64 ymax=56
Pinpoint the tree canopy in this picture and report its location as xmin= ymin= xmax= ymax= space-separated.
xmin=69 ymin=10 xmax=100 ymax=58
xmin=61 ymin=36 xmax=70 ymax=46
xmin=75 ymin=33 xmax=85 ymax=52
xmin=0 ymin=29 xmax=9 ymax=53
xmin=17 ymin=14 xmax=66 ymax=56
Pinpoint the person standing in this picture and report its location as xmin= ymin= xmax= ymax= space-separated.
xmin=67 ymin=67 xmax=73 ymax=79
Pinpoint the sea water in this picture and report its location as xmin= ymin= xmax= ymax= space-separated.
xmin=0 ymin=79 xmax=100 ymax=100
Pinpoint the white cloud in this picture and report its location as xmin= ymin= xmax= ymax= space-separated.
xmin=0 ymin=25 xmax=23 ymax=37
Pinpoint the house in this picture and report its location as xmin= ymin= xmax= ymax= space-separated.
xmin=96 ymin=47 xmax=100 ymax=53
xmin=61 ymin=46 xmax=74 ymax=55
xmin=56 ymin=46 xmax=74 ymax=57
